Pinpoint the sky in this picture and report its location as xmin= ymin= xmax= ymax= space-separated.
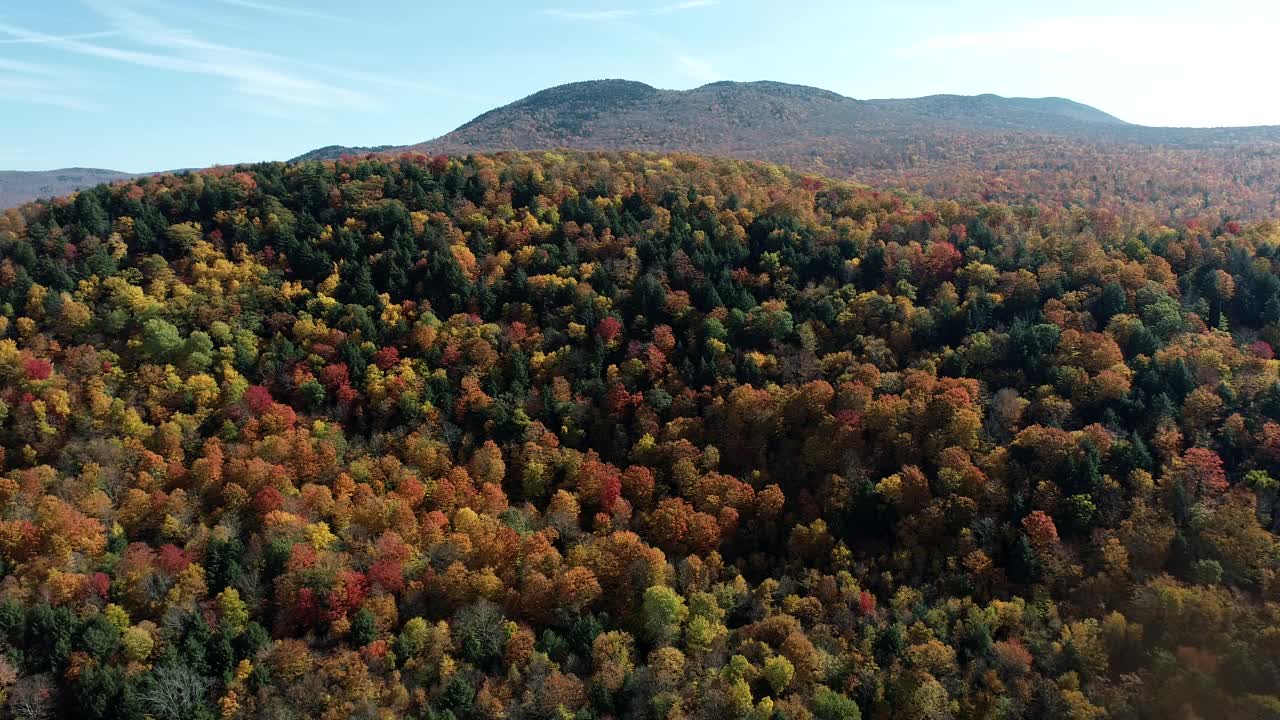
xmin=2 ymin=0 xmax=1278 ymax=172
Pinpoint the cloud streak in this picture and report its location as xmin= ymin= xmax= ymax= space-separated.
xmin=653 ymin=0 xmax=719 ymax=15
xmin=212 ymin=0 xmax=347 ymax=23
xmin=0 ymin=57 xmax=70 ymax=77
xmin=0 ymin=17 xmax=371 ymax=111
xmin=0 ymin=30 xmax=121 ymax=45
xmin=674 ymin=53 xmax=717 ymax=83
xmin=541 ymin=1 xmax=722 ymax=84
xmin=0 ymin=0 xmax=470 ymax=120
xmin=0 ymin=60 xmax=96 ymax=111
xmin=542 ymin=0 xmax=719 ymax=21
xmin=0 ymin=0 xmax=407 ymax=115
xmin=541 ymin=9 xmax=638 ymax=21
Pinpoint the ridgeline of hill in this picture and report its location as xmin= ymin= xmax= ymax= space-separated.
xmin=296 ymin=80 xmax=1280 ymax=221
xmin=0 ymin=169 xmax=137 ymax=213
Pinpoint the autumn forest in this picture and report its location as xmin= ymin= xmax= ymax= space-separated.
xmin=0 ymin=150 xmax=1278 ymax=720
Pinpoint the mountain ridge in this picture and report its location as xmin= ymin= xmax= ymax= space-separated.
xmin=9 ymin=80 xmax=1280 ymax=219
xmin=290 ymin=80 xmax=1147 ymax=163
xmin=0 ymin=168 xmax=138 ymax=211
xmin=278 ymin=79 xmax=1280 ymax=219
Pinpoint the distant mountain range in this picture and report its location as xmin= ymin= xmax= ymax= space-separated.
xmin=0 ymin=168 xmax=137 ymax=211
xmin=290 ymin=81 xmax=1280 ymax=219
xmin=10 ymin=80 xmax=1280 ymax=218
xmin=291 ymin=80 xmax=1142 ymax=162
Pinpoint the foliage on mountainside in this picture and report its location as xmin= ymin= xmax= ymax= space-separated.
xmin=0 ymin=170 xmax=137 ymax=215
xmin=1 ymin=151 xmax=1280 ymax=719
xmin=302 ymin=81 xmax=1280 ymax=222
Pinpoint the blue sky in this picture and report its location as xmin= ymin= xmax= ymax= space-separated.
xmin=2 ymin=0 xmax=1277 ymax=171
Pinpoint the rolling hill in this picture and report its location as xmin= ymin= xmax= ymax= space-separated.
xmin=0 ymin=168 xmax=137 ymax=210
xmin=295 ymin=80 xmax=1280 ymax=220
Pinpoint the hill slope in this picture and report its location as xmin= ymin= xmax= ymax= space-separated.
xmin=297 ymin=80 xmax=1280 ymax=220
xmin=1 ymin=151 xmax=1279 ymax=717
xmin=0 ymin=168 xmax=136 ymax=209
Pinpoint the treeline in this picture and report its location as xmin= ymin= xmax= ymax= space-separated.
xmin=0 ymin=151 xmax=1276 ymax=718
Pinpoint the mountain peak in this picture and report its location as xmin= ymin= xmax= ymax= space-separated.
xmin=690 ymin=80 xmax=852 ymax=102
xmin=868 ymin=93 xmax=1129 ymax=129
xmin=520 ymin=79 xmax=659 ymax=103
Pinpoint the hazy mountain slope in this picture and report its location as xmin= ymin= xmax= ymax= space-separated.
xmin=290 ymin=80 xmax=1280 ymax=219
xmin=0 ymin=168 xmax=136 ymax=210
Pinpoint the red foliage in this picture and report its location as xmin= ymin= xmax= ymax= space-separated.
xmin=157 ymin=544 xmax=191 ymax=575
xmin=253 ymin=486 xmax=284 ymax=515
xmin=621 ymin=465 xmax=656 ymax=505
xmin=834 ymin=410 xmax=863 ymax=428
xmin=440 ymin=343 xmax=462 ymax=367
xmin=579 ymin=459 xmax=623 ymax=512
xmin=23 ymin=357 xmax=52 ymax=381
xmin=336 ymin=384 xmax=359 ymax=406
xmin=924 ymin=241 xmax=963 ymax=281
xmin=1182 ymin=447 xmax=1229 ymax=496
xmin=596 ymin=316 xmax=623 ymax=342
xmin=858 ymin=590 xmax=877 ymax=616
xmin=1250 ymin=340 xmax=1274 ymax=360
xmin=320 ymin=364 xmax=351 ymax=391
xmin=373 ymin=347 xmax=400 ymax=370
xmin=295 ymin=587 xmax=319 ymax=627
xmin=507 ymin=321 xmax=528 ymax=344
xmin=326 ymin=569 xmax=367 ymax=621
xmin=1022 ymin=511 xmax=1059 ymax=550
xmin=361 ymin=639 xmax=390 ymax=660
xmin=264 ymin=402 xmax=298 ymax=431
xmin=604 ymin=383 xmax=636 ymax=415
xmin=367 ymin=558 xmax=405 ymax=593
xmin=90 ymin=572 xmax=110 ymax=599
xmin=288 ymin=543 xmax=318 ymax=572
xmin=244 ymin=385 xmax=274 ymax=415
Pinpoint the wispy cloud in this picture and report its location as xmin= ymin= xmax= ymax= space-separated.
xmin=0 ymin=30 xmax=121 ymax=45
xmin=896 ymin=16 xmax=1152 ymax=56
xmin=213 ymin=0 xmax=346 ymax=23
xmin=542 ymin=0 xmax=719 ymax=21
xmin=653 ymin=0 xmax=719 ymax=15
xmin=541 ymin=1 xmax=721 ymax=83
xmin=542 ymin=9 xmax=639 ymax=21
xmin=0 ymin=17 xmax=372 ymax=111
xmin=674 ymin=54 xmax=717 ymax=83
xmin=94 ymin=0 xmax=461 ymax=99
xmin=0 ymin=0 xmax=392 ymax=115
xmin=0 ymin=57 xmax=69 ymax=77
xmin=0 ymin=62 xmax=97 ymax=111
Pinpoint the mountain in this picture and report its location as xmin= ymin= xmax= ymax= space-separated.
xmin=295 ymin=80 xmax=1280 ymax=220
xmin=289 ymin=143 xmax=402 ymax=163
xmin=0 ymin=168 xmax=137 ymax=210
xmin=866 ymin=93 xmax=1130 ymax=132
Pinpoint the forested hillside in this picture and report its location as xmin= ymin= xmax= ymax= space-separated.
xmin=0 ymin=170 xmax=137 ymax=215
xmin=1 ymin=151 xmax=1279 ymax=719
xmin=296 ymin=80 xmax=1280 ymax=222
